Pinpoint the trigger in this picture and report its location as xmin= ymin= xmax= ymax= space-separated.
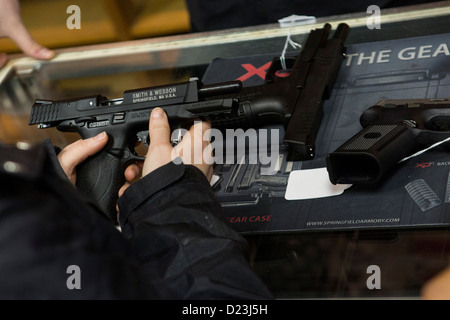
xmin=134 ymin=131 xmax=149 ymax=158
xmin=136 ymin=131 xmax=149 ymax=145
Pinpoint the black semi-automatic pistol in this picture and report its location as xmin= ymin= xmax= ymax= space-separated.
xmin=30 ymin=23 xmax=349 ymax=222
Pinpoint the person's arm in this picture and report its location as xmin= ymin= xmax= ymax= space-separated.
xmin=0 ymin=137 xmax=148 ymax=299
xmin=0 ymin=0 xmax=55 ymax=67
xmin=117 ymin=108 xmax=273 ymax=299
xmin=422 ymin=266 xmax=450 ymax=300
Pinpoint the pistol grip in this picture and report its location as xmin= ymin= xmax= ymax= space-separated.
xmin=76 ymin=149 xmax=127 ymax=223
xmin=326 ymin=123 xmax=417 ymax=185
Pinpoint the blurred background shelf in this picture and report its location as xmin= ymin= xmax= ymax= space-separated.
xmin=0 ymin=0 xmax=191 ymax=53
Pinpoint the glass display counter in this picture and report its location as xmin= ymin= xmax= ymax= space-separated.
xmin=1 ymin=1 xmax=450 ymax=298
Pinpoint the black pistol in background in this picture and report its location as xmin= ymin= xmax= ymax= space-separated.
xmin=29 ymin=23 xmax=349 ymax=223
xmin=326 ymin=98 xmax=450 ymax=185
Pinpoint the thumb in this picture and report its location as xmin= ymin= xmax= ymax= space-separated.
xmin=142 ymin=108 xmax=173 ymax=176
xmin=148 ymin=107 xmax=171 ymax=148
xmin=58 ymin=132 xmax=108 ymax=184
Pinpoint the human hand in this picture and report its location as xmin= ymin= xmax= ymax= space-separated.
xmin=422 ymin=266 xmax=450 ymax=300
xmin=118 ymin=107 xmax=214 ymax=199
xmin=57 ymin=132 xmax=109 ymax=185
xmin=0 ymin=0 xmax=55 ymax=67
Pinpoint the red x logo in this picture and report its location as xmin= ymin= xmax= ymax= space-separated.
xmin=236 ymin=62 xmax=272 ymax=82
xmin=416 ymin=162 xmax=432 ymax=168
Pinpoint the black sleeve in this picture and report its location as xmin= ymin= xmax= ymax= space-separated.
xmin=185 ymin=0 xmax=394 ymax=32
xmin=117 ymin=161 xmax=274 ymax=299
xmin=0 ymin=142 xmax=147 ymax=299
